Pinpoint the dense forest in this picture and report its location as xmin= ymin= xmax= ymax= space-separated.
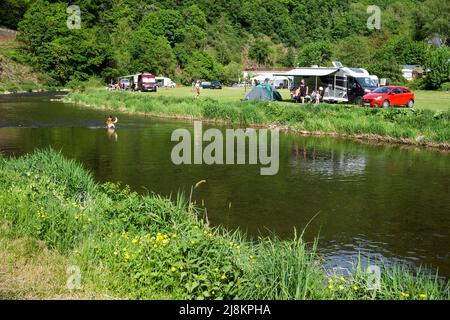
xmin=0 ymin=0 xmax=449 ymax=88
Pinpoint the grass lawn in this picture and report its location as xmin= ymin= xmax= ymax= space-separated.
xmin=152 ymin=87 xmax=449 ymax=111
xmin=413 ymin=90 xmax=450 ymax=111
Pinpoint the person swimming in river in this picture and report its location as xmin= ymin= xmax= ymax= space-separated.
xmin=106 ymin=115 xmax=118 ymax=129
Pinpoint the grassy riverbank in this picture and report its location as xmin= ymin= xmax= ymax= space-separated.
xmin=67 ymin=88 xmax=450 ymax=149
xmin=0 ymin=150 xmax=448 ymax=300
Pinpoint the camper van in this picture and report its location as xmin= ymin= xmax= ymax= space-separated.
xmin=135 ymin=73 xmax=157 ymax=92
xmin=156 ymin=77 xmax=176 ymax=88
xmin=276 ymin=62 xmax=379 ymax=104
xmin=118 ymin=77 xmax=132 ymax=90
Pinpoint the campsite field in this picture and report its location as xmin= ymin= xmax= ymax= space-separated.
xmin=151 ymin=87 xmax=450 ymax=111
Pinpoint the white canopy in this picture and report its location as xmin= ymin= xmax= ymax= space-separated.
xmin=250 ymin=74 xmax=270 ymax=82
xmin=274 ymin=67 xmax=338 ymax=77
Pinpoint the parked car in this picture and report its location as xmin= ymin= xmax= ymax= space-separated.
xmin=362 ymin=86 xmax=415 ymax=108
xmin=201 ymin=81 xmax=211 ymax=89
xmin=210 ymin=80 xmax=222 ymax=89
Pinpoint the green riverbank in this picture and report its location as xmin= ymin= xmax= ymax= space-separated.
xmin=0 ymin=150 xmax=448 ymax=299
xmin=67 ymin=88 xmax=450 ymax=149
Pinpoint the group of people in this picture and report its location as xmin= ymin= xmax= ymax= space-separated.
xmin=291 ymin=79 xmax=324 ymax=104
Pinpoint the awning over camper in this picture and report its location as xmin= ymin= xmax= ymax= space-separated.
xmin=274 ymin=67 xmax=338 ymax=77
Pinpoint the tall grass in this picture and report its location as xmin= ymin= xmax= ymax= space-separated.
xmin=0 ymin=150 xmax=448 ymax=299
xmin=67 ymin=88 xmax=450 ymax=147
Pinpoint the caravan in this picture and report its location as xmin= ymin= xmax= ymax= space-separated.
xmin=276 ymin=62 xmax=379 ymax=104
xmin=156 ymin=77 xmax=176 ymax=88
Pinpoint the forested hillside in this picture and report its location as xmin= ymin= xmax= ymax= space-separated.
xmin=1 ymin=0 xmax=448 ymax=88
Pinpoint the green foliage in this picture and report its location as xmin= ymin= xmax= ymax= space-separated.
xmin=0 ymin=0 xmax=32 ymax=29
xmin=298 ymin=41 xmax=333 ymax=67
xmin=184 ymin=51 xmax=220 ymax=82
xmin=333 ymin=36 xmax=372 ymax=67
xmin=16 ymin=0 xmax=112 ymax=84
xmin=248 ymin=39 xmax=271 ymax=66
xmin=440 ymin=82 xmax=450 ymax=91
xmin=423 ymin=47 xmax=450 ymax=89
xmin=141 ymin=9 xmax=184 ymax=47
xmin=415 ymin=0 xmax=450 ymax=45
xmin=128 ymin=27 xmax=176 ymax=77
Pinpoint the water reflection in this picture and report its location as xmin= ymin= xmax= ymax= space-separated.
xmin=290 ymin=143 xmax=367 ymax=177
xmin=107 ymin=128 xmax=118 ymax=141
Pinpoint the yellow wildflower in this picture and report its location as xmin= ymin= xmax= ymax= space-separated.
xmin=328 ymin=285 xmax=334 ymax=290
xmin=353 ymin=286 xmax=358 ymax=291
xmin=419 ymin=294 xmax=427 ymax=299
xmin=171 ymin=267 xmax=177 ymax=272
xmin=131 ymin=238 xmax=138 ymax=244
xmin=401 ymin=292 xmax=410 ymax=298
xmin=255 ymin=283 xmax=260 ymax=288
xmin=339 ymin=285 xmax=344 ymax=291
xmin=221 ymin=274 xmax=227 ymax=280
xmin=340 ymin=276 xmax=345 ymax=281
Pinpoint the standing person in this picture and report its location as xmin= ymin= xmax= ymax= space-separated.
xmin=299 ymin=79 xmax=308 ymax=104
xmin=194 ymin=80 xmax=201 ymax=98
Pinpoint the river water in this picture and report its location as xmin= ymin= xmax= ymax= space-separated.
xmin=1 ymin=92 xmax=449 ymax=277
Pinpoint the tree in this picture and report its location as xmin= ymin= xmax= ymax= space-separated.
xmin=377 ymin=36 xmax=429 ymax=66
xmin=220 ymin=62 xmax=243 ymax=85
xmin=40 ymin=28 xmax=111 ymax=84
xmin=0 ymin=0 xmax=33 ymax=29
xmin=367 ymin=62 xmax=404 ymax=83
xmin=248 ymin=39 xmax=270 ymax=66
xmin=181 ymin=25 xmax=207 ymax=50
xmin=416 ymin=0 xmax=450 ymax=45
xmin=183 ymin=4 xmax=207 ymax=28
xmin=129 ymin=28 xmax=176 ymax=77
xmin=17 ymin=0 xmax=69 ymax=56
xmin=183 ymin=51 xmax=219 ymax=83
xmin=333 ymin=36 xmax=372 ymax=67
xmin=297 ymin=41 xmax=333 ymax=67
xmin=111 ymin=17 xmax=134 ymax=75
xmin=139 ymin=9 xmax=184 ymax=47
xmin=423 ymin=47 xmax=450 ymax=89
xmin=17 ymin=0 xmax=111 ymax=84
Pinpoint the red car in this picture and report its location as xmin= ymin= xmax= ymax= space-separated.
xmin=362 ymin=86 xmax=415 ymax=108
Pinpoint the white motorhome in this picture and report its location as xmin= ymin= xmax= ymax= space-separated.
xmin=275 ymin=61 xmax=379 ymax=103
xmin=156 ymin=77 xmax=176 ymax=88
